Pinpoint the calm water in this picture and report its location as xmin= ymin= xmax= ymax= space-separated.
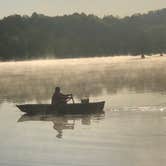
xmin=0 ymin=56 xmax=166 ymax=166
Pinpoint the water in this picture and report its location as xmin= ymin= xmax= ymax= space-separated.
xmin=0 ymin=56 xmax=166 ymax=166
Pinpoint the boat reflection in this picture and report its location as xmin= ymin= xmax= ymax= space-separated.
xmin=18 ymin=112 xmax=105 ymax=138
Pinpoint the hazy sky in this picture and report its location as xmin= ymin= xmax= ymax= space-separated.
xmin=0 ymin=0 xmax=166 ymax=18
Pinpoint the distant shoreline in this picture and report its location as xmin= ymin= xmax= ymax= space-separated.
xmin=0 ymin=54 xmax=165 ymax=64
xmin=0 ymin=53 xmax=165 ymax=62
xmin=0 ymin=54 xmax=154 ymax=62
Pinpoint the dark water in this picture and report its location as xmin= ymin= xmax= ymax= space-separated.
xmin=0 ymin=56 xmax=166 ymax=166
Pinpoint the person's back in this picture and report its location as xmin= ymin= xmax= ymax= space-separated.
xmin=51 ymin=87 xmax=71 ymax=105
xmin=51 ymin=91 xmax=66 ymax=105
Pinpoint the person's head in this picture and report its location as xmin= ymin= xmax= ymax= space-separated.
xmin=55 ymin=87 xmax=60 ymax=93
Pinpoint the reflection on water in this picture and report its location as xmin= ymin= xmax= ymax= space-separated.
xmin=0 ymin=56 xmax=166 ymax=103
xmin=18 ymin=113 xmax=105 ymax=139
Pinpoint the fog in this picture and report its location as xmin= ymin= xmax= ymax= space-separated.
xmin=0 ymin=55 xmax=166 ymax=103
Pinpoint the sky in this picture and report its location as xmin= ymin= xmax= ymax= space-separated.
xmin=0 ymin=0 xmax=166 ymax=18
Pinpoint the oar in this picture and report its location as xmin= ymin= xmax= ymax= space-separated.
xmin=71 ymin=94 xmax=75 ymax=104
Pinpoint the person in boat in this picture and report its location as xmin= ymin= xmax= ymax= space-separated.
xmin=51 ymin=87 xmax=73 ymax=105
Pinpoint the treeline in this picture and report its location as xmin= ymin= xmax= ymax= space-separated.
xmin=0 ymin=9 xmax=166 ymax=60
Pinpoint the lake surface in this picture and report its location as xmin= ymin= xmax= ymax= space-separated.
xmin=0 ymin=56 xmax=166 ymax=166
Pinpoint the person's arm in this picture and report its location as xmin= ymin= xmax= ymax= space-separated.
xmin=61 ymin=93 xmax=72 ymax=98
xmin=66 ymin=94 xmax=73 ymax=98
xmin=65 ymin=94 xmax=74 ymax=103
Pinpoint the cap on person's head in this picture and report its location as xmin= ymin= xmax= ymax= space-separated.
xmin=55 ymin=87 xmax=60 ymax=92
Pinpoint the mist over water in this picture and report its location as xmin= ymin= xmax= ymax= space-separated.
xmin=0 ymin=56 xmax=166 ymax=166
xmin=0 ymin=55 xmax=166 ymax=105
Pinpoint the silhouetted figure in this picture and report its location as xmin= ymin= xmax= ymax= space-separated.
xmin=51 ymin=87 xmax=73 ymax=105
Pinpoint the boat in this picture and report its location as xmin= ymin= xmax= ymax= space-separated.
xmin=16 ymin=101 xmax=105 ymax=115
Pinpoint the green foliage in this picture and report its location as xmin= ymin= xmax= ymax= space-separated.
xmin=0 ymin=9 xmax=166 ymax=60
